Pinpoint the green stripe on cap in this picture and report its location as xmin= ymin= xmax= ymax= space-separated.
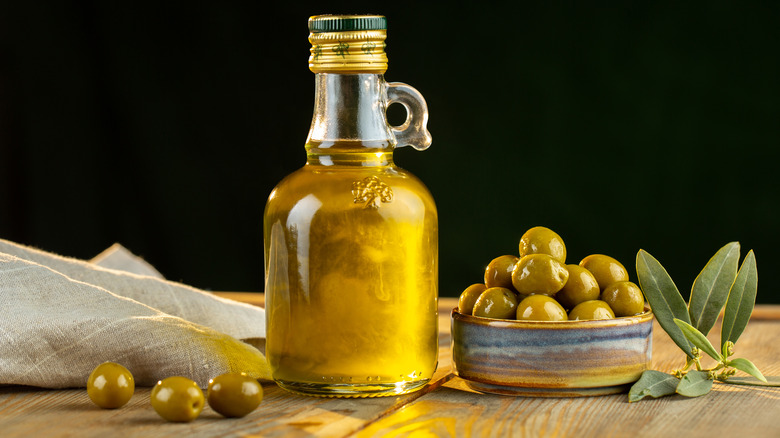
xmin=309 ymin=15 xmax=386 ymax=33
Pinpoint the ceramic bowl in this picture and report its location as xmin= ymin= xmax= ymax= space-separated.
xmin=451 ymin=307 xmax=653 ymax=396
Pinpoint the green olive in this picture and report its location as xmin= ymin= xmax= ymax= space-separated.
xmin=556 ymin=264 xmax=601 ymax=310
xmin=511 ymin=254 xmax=569 ymax=297
xmin=568 ymin=300 xmax=615 ymax=321
xmin=484 ymin=255 xmax=519 ymax=290
xmin=150 ymin=376 xmax=204 ymax=422
xmin=579 ymin=254 xmax=629 ymax=290
xmin=207 ymin=373 xmax=263 ymax=418
xmin=516 ymin=295 xmax=568 ymax=321
xmin=86 ymin=362 xmax=135 ymax=409
xmin=458 ymin=283 xmax=487 ymax=315
xmin=472 ymin=287 xmax=519 ymax=319
xmin=601 ymin=281 xmax=645 ymax=316
xmin=518 ymin=226 xmax=567 ymax=263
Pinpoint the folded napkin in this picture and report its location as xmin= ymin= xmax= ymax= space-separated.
xmin=91 ymin=243 xmax=165 ymax=278
xmin=0 ymin=239 xmax=270 ymax=388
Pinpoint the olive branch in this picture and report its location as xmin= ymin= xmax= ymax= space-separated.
xmin=629 ymin=242 xmax=776 ymax=402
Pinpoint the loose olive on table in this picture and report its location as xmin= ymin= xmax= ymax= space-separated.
xmin=86 ymin=364 xmax=265 ymax=421
xmin=150 ymin=376 xmax=205 ymax=422
xmin=207 ymin=373 xmax=263 ymax=418
xmin=87 ymin=362 xmax=135 ymax=409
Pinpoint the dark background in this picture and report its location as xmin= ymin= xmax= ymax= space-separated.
xmin=1 ymin=2 xmax=778 ymax=302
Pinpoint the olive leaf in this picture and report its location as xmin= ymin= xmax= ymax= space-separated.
xmin=727 ymin=357 xmax=767 ymax=383
xmin=676 ymin=370 xmax=713 ymax=397
xmin=636 ymin=250 xmax=694 ymax=357
xmin=629 ymin=244 xmax=768 ymax=403
xmin=722 ymin=376 xmax=780 ymax=387
xmin=673 ymin=318 xmax=722 ymax=362
xmin=628 ymin=370 xmax=680 ymax=402
xmin=688 ymin=242 xmax=739 ymax=336
xmin=721 ymin=250 xmax=758 ymax=348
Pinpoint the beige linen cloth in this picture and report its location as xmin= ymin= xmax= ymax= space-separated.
xmin=0 ymin=239 xmax=269 ymax=388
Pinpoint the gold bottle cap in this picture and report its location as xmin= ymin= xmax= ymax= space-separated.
xmin=308 ymin=15 xmax=388 ymax=74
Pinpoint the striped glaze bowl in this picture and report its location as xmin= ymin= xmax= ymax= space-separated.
xmin=451 ymin=307 xmax=653 ymax=397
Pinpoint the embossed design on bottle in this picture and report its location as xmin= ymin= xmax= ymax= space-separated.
xmin=352 ymin=176 xmax=393 ymax=209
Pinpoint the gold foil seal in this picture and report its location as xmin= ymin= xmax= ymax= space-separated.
xmin=308 ymin=20 xmax=388 ymax=73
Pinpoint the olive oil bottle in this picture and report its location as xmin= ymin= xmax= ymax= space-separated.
xmin=263 ymin=15 xmax=438 ymax=397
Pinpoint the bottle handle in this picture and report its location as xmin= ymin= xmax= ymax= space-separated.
xmin=386 ymin=82 xmax=432 ymax=151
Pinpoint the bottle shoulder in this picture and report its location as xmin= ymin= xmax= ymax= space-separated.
xmin=264 ymin=164 xmax=436 ymax=217
xmin=268 ymin=164 xmax=431 ymax=195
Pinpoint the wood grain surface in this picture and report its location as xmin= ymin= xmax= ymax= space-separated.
xmin=1 ymin=296 xmax=779 ymax=437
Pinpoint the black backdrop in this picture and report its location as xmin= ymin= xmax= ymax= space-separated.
xmin=1 ymin=2 xmax=778 ymax=302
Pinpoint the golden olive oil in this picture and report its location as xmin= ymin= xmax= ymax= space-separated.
xmin=264 ymin=155 xmax=438 ymax=396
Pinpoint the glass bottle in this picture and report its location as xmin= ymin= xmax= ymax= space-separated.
xmin=263 ymin=15 xmax=438 ymax=397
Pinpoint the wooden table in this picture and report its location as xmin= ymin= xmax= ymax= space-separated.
xmin=2 ymin=295 xmax=779 ymax=437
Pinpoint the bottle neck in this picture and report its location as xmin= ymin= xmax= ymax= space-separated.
xmin=306 ymin=73 xmax=395 ymax=166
